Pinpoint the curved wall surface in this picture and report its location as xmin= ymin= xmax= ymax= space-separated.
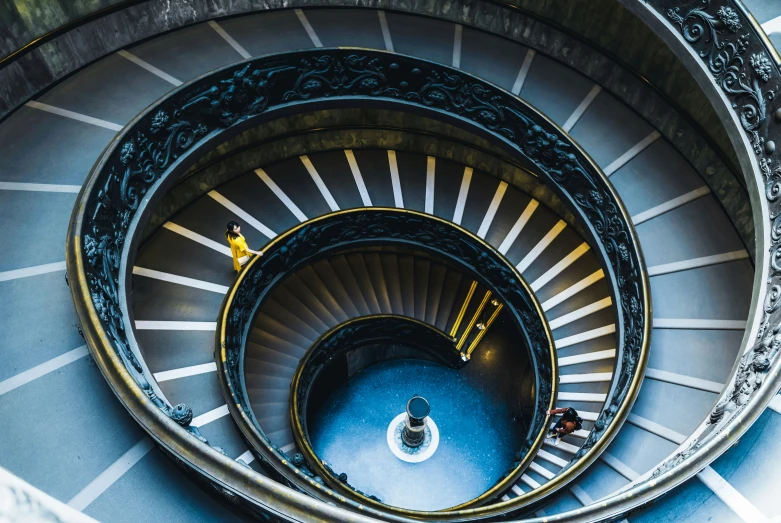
xmin=0 ymin=0 xmax=127 ymax=58
xmin=0 ymin=1 xmax=779 ymax=522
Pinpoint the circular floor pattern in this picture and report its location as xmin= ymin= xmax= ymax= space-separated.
xmin=386 ymin=412 xmax=440 ymax=463
xmin=308 ymin=359 xmax=524 ymax=510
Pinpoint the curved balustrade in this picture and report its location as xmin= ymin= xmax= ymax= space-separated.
xmin=288 ymin=314 xmax=465 ymax=502
xmin=288 ymin=314 xmax=534 ymax=506
xmin=66 ymin=47 xmax=648 ymax=520
xmin=511 ymin=1 xmax=781 ymax=520
xmin=504 ymin=1 xmax=781 ymax=521
xmin=217 ymin=209 xmax=553 ymax=512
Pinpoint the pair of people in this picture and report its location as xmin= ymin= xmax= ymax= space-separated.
xmin=545 ymin=407 xmax=582 ymax=446
xmin=225 ymin=221 xmax=263 ymax=272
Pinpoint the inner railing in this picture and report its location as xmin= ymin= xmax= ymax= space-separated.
xmin=217 ymin=209 xmax=554 ymax=512
xmin=67 ymin=47 xmax=649 ymax=521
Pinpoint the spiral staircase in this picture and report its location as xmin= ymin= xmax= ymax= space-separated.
xmin=2 ymin=1 xmax=781 ymax=522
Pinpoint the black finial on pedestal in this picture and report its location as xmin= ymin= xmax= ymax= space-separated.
xmin=402 ymin=395 xmax=430 ymax=448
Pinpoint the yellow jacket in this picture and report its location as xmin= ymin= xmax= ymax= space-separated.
xmin=227 ymin=233 xmax=251 ymax=272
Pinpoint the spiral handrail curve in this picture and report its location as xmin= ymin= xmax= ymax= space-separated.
xmin=216 ymin=209 xmax=554 ymax=512
xmin=66 ymin=48 xmax=649 ymax=520
xmin=287 ymin=314 xmax=471 ymax=503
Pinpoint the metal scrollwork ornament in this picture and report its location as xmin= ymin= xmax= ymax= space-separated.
xmin=77 ymin=48 xmax=647 ymax=509
xmin=709 ymin=325 xmax=780 ymax=430
xmin=220 ymin=210 xmax=556 ymax=503
xmin=666 ymin=0 xmax=778 ymax=155
xmin=643 ymin=0 xmax=781 ymax=484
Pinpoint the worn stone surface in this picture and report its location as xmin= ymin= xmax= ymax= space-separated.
xmin=143 ymin=108 xmax=583 ymax=240
xmin=0 ymin=0 xmax=126 ymax=57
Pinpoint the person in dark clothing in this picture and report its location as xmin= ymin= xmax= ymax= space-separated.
xmin=545 ymin=407 xmax=583 ymax=445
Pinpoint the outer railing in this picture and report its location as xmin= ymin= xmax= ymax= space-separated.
xmin=0 ymin=0 xmax=144 ymax=67
xmin=216 ymin=209 xmax=554 ymax=512
xmin=66 ymin=48 xmax=649 ymax=520
xmin=511 ymin=1 xmax=781 ymax=521
xmin=524 ymin=0 xmax=781 ymax=519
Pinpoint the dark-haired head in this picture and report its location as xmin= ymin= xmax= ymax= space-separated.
xmin=574 ymin=417 xmax=583 ymax=431
xmin=226 ymin=221 xmax=240 ymax=240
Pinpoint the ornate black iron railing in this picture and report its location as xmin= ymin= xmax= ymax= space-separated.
xmin=67 ymin=47 xmax=649 ymax=519
xmin=216 ymin=209 xmax=554 ymax=511
xmin=547 ymin=1 xmax=781 ymax=520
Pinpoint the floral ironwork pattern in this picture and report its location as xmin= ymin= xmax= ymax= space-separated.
xmin=646 ymin=0 xmax=781 ymax=478
xmin=283 ymin=55 xmax=401 ymax=101
xmin=80 ymin=61 xmax=297 ymax=456
xmin=75 ymin=48 xmax=647 ymax=509
xmin=666 ymin=0 xmax=777 ymax=155
xmin=219 ymin=209 xmax=554 ymax=505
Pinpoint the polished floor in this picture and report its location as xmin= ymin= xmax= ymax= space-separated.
xmin=310 ymin=358 xmax=525 ymax=510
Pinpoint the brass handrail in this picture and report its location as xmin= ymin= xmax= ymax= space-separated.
xmin=449 ymin=281 xmax=479 ymax=338
xmin=67 ymin=47 xmax=649 ymax=521
xmin=465 ymin=303 xmax=504 ymax=360
xmin=456 ymin=290 xmax=492 ymax=351
xmin=216 ymin=208 xmax=557 ymax=514
xmin=288 ymin=314 xmax=465 ymax=503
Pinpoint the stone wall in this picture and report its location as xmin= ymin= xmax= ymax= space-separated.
xmin=0 ymin=0 xmax=126 ymax=57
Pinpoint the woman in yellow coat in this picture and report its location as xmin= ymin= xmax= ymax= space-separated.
xmin=226 ymin=221 xmax=263 ymax=272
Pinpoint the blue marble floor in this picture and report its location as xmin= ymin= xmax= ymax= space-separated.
xmin=308 ymin=359 xmax=523 ymax=510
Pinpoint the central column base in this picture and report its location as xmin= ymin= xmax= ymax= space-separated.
xmin=401 ymin=396 xmax=430 ymax=448
xmin=386 ymin=413 xmax=440 ymax=463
